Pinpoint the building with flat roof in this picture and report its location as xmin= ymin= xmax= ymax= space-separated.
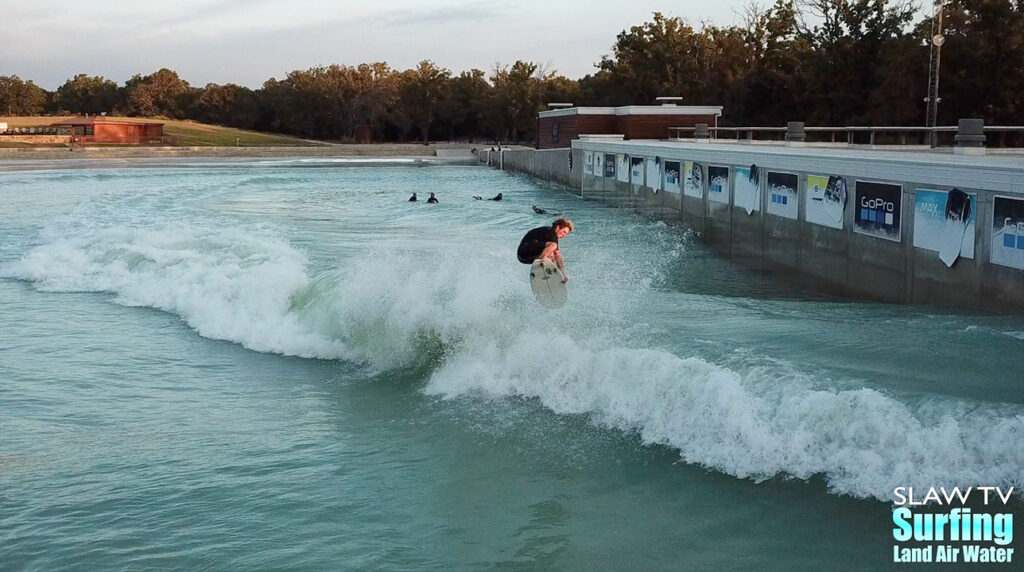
xmin=49 ymin=116 xmax=164 ymax=144
xmin=537 ymin=101 xmax=722 ymax=149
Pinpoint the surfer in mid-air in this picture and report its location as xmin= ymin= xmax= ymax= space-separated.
xmin=517 ymin=218 xmax=573 ymax=283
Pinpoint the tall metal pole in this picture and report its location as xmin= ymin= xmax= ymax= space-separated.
xmin=925 ymin=1 xmax=946 ymax=147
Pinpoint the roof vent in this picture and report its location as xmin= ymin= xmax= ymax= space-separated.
xmin=656 ymin=96 xmax=682 ymax=106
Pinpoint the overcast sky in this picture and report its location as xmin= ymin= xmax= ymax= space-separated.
xmin=2 ymin=0 xmax=760 ymax=90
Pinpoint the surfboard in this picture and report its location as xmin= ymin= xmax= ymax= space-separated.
xmin=530 ymin=259 xmax=567 ymax=309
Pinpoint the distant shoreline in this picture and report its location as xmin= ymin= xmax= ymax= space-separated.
xmin=0 ymin=144 xmax=497 ymax=171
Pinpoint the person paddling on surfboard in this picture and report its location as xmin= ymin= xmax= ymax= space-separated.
xmin=517 ymin=218 xmax=573 ymax=283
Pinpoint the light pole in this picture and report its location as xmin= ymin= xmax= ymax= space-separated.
xmin=925 ymin=0 xmax=946 ymax=148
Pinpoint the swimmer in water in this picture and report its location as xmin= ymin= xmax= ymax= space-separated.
xmin=532 ymin=205 xmax=562 ymax=216
xmin=427 ymin=193 xmax=439 ymax=203
xmin=409 ymin=193 xmax=418 ymax=202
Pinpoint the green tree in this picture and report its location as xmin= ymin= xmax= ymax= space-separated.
xmin=489 ymin=61 xmax=547 ymax=142
xmin=934 ymin=0 xmax=1024 ymax=124
xmin=0 ymin=75 xmax=47 ymax=115
xmin=437 ymin=69 xmax=492 ymax=141
xmin=125 ymin=68 xmax=193 ymax=118
xmin=597 ymin=13 xmax=714 ymax=105
xmin=398 ymin=60 xmax=451 ymax=142
xmin=191 ymin=83 xmax=260 ymax=129
xmin=796 ymin=0 xmax=917 ymax=124
xmin=54 ymin=74 xmax=120 ymax=115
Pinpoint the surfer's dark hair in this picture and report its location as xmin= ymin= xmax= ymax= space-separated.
xmin=552 ymin=218 xmax=574 ymax=232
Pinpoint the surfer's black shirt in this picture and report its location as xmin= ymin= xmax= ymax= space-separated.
xmin=517 ymin=226 xmax=557 ymax=264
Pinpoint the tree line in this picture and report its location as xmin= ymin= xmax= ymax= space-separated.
xmin=1 ymin=0 xmax=1021 ymax=143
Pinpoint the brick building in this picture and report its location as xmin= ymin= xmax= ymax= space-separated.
xmin=50 ymin=116 xmax=165 ymax=144
xmin=537 ymin=103 xmax=722 ymax=149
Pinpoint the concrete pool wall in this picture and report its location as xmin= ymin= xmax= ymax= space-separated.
xmin=482 ymin=142 xmax=1024 ymax=311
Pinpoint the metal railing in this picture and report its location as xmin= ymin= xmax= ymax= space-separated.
xmin=667 ymin=124 xmax=1024 ymax=148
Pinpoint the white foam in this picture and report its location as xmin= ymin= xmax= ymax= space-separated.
xmin=425 ymin=334 xmax=1024 ymax=501
xmin=4 ymin=222 xmax=350 ymax=359
xmin=6 ymin=191 xmax=1022 ymax=502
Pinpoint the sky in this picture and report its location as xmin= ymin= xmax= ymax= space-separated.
xmin=1 ymin=0 xmax=758 ymax=90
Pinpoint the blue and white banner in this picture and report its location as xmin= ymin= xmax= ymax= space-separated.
xmin=992 ymin=195 xmax=1024 ymax=270
xmin=855 ymin=181 xmax=902 ymax=242
xmin=630 ymin=157 xmax=644 ymax=186
xmin=663 ymin=160 xmax=681 ymax=194
xmin=684 ymin=161 xmax=704 ymax=198
xmin=914 ymin=189 xmax=976 ymax=264
xmin=707 ymin=165 xmax=730 ymax=204
xmin=766 ymin=171 xmax=798 ymax=219
xmin=734 ymin=165 xmax=761 ymax=215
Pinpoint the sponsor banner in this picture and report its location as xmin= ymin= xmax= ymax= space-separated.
xmin=914 ymin=189 xmax=976 ymax=261
xmin=766 ymin=171 xmax=799 ymax=219
xmin=855 ymin=181 xmax=903 ymax=242
xmin=856 ymin=183 xmax=905 ymax=241
xmin=603 ymin=153 xmax=615 ymax=178
xmin=645 ymin=157 xmax=660 ymax=191
xmin=630 ymin=157 xmax=644 ymax=186
xmin=734 ymin=165 xmax=761 ymax=215
xmin=617 ymin=154 xmax=630 ymax=182
xmin=684 ymin=161 xmax=704 ymax=198
xmin=663 ymin=160 xmax=681 ymax=194
xmin=583 ymin=151 xmax=594 ymax=176
xmin=806 ymin=175 xmax=847 ymax=229
xmin=708 ymin=166 xmax=730 ymax=204
xmin=991 ymin=195 xmax=1024 ymax=270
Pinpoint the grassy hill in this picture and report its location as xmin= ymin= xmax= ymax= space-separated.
xmin=0 ymin=116 xmax=322 ymax=147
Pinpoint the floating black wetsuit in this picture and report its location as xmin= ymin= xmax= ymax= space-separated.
xmin=517 ymin=226 xmax=557 ymax=264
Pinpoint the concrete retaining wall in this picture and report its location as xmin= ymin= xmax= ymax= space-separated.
xmin=480 ymin=147 xmax=582 ymax=189
xmin=488 ymin=140 xmax=1024 ymax=312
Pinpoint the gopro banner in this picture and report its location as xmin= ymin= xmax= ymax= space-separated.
xmin=992 ymin=195 xmax=1024 ymax=270
xmin=663 ymin=161 xmax=681 ymax=194
xmin=684 ymin=161 xmax=704 ymax=198
xmin=766 ymin=171 xmax=798 ymax=220
xmin=583 ymin=151 xmax=593 ymax=176
xmin=855 ymin=181 xmax=903 ymax=242
xmin=806 ymin=174 xmax=847 ymax=229
xmin=734 ymin=165 xmax=761 ymax=215
xmin=708 ymin=166 xmax=730 ymax=204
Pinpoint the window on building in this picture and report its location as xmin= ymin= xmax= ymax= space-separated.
xmin=85 ymin=126 xmax=94 ymax=136
xmin=552 ymin=121 xmax=559 ymax=143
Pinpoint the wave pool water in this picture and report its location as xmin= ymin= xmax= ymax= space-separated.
xmin=1 ymin=161 xmax=1022 ymax=569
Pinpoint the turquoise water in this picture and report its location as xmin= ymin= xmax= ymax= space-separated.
xmin=1 ymin=160 xmax=1022 ymax=570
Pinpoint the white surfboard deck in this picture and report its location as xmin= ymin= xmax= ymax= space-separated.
xmin=529 ymin=259 xmax=567 ymax=309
